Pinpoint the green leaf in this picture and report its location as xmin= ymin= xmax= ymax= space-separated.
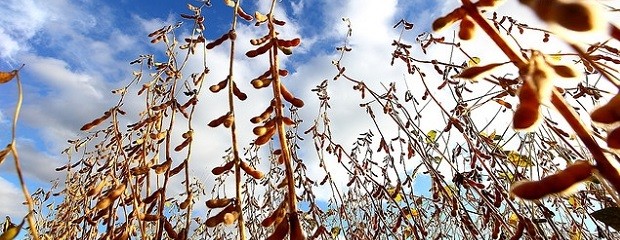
xmin=425 ymin=130 xmax=437 ymax=144
xmin=467 ymin=57 xmax=481 ymax=67
xmin=591 ymin=207 xmax=620 ymax=231
xmin=497 ymin=171 xmax=515 ymax=182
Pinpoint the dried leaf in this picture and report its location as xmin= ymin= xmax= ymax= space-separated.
xmin=0 ymin=217 xmax=23 ymax=240
xmin=455 ymin=63 xmax=504 ymax=81
xmin=255 ymin=11 xmax=268 ymax=23
xmin=506 ymin=151 xmax=534 ymax=167
xmin=330 ymin=227 xmax=341 ymax=238
xmin=223 ymin=0 xmax=235 ymax=7
xmin=0 ymin=71 xmax=16 ymax=84
xmin=0 ymin=145 xmax=10 ymax=166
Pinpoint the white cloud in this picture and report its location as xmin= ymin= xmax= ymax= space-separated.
xmin=0 ymin=138 xmax=64 ymax=183
xmin=0 ymin=176 xmax=28 ymax=219
xmin=0 ymin=0 xmax=49 ymax=58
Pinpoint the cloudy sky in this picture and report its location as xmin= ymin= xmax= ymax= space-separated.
xmin=0 ymin=0 xmax=618 ymax=223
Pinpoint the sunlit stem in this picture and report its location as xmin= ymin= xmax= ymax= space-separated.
xmin=268 ymin=0 xmax=299 ymax=216
xmin=229 ymin=0 xmax=246 ymax=239
xmin=10 ymin=69 xmax=40 ymax=240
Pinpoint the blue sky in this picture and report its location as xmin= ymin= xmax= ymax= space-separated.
xmin=1 ymin=0 xmax=619 ymax=228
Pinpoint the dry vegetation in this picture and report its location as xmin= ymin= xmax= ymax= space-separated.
xmin=3 ymin=0 xmax=620 ymax=239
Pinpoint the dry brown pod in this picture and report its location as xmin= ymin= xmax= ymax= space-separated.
xmin=108 ymin=183 xmax=127 ymax=200
xmin=142 ymin=189 xmax=161 ymax=204
xmin=149 ymin=131 xmax=166 ymax=140
xmin=223 ymin=114 xmax=234 ymax=128
xmin=251 ymin=78 xmax=272 ymax=89
xmin=255 ymin=127 xmax=276 ymax=146
xmin=87 ymin=179 xmax=107 ymax=197
xmin=206 ymin=198 xmax=233 ymax=208
xmin=606 ymin=127 xmax=620 ymax=149
xmin=262 ymin=204 xmax=287 ymax=227
xmin=212 ymin=160 xmax=235 ymax=175
xmin=206 ymin=32 xmax=230 ymax=49
xmin=513 ymin=104 xmax=541 ymax=131
xmin=130 ymin=166 xmax=150 ymax=176
xmin=276 ymin=38 xmax=301 ymax=48
xmin=150 ymin=100 xmax=172 ymax=111
xmin=266 ymin=215 xmax=290 ymax=240
xmin=179 ymin=192 xmax=192 ymax=209
xmin=432 ymin=8 xmax=465 ymax=32
xmin=209 ymin=79 xmax=229 ymax=93
xmin=510 ymin=160 xmax=594 ymax=200
xmin=289 ymin=98 xmax=305 ymax=108
xmin=251 ymin=34 xmax=272 ymax=46
xmin=591 ymin=94 xmax=620 ymax=124
xmin=551 ymin=1 xmax=599 ymax=32
xmin=246 ymin=40 xmax=274 ymax=58
xmin=80 ymin=111 xmax=112 ymax=131
xmin=223 ymin=211 xmax=240 ymax=225
xmin=279 ymin=84 xmax=305 ymax=107
xmin=139 ymin=214 xmax=160 ymax=222
xmin=95 ymin=197 xmax=113 ymax=210
xmin=240 ymin=160 xmax=264 ymax=179
xmin=206 ymin=204 xmax=236 ymax=227
xmin=513 ymin=80 xmax=542 ymax=131
xmin=458 ymin=17 xmax=476 ymax=40
xmin=209 ymin=113 xmax=230 ymax=128
xmin=253 ymin=126 xmax=268 ymax=136
xmin=251 ymin=105 xmax=274 ymax=123
xmin=237 ymin=6 xmax=253 ymax=21
xmin=280 ymin=83 xmax=295 ymax=102
xmin=163 ymin=218 xmax=178 ymax=239
xmin=232 ymin=82 xmax=248 ymax=100
xmin=272 ymin=18 xmax=286 ymax=26
xmin=550 ymin=64 xmax=578 ymax=78
xmin=289 ymin=212 xmax=306 ymax=240
xmin=169 ymin=162 xmax=186 ymax=176
xmin=455 ymin=63 xmax=504 ymax=81
xmin=282 ymin=117 xmax=295 ymax=126
xmin=152 ymin=159 xmax=172 ymax=174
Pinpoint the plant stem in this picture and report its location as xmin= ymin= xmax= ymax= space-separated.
xmin=10 ymin=70 xmax=40 ymax=240
xmin=268 ymin=0 xmax=299 ymax=216
xmin=229 ymin=1 xmax=246 ymax=239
